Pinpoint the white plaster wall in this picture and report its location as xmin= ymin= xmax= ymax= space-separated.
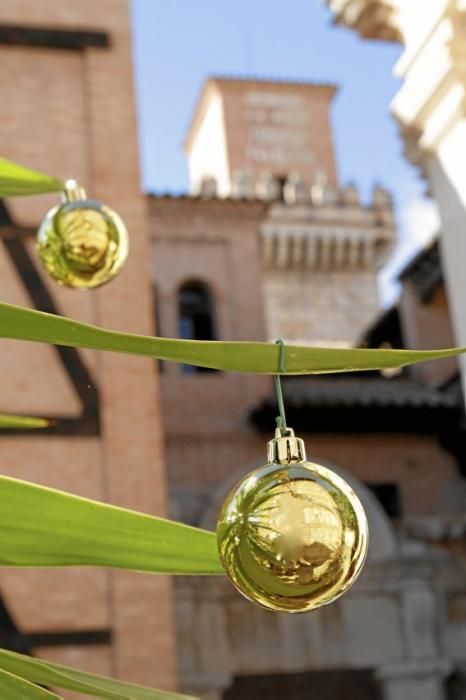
xmin=187 ymin=91 xmax=231 ymax=196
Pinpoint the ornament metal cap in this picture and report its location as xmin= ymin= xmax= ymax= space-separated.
xmin=267 ymin=427 xmax=306 ymax=464
xmin=62 ymin=179 xmax=87 ymax=203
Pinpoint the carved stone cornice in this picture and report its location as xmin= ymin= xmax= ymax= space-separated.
xmin=326 ymin=2 xmax=466 ymax=172
xmin=391 ymin=11 xmax=466 ymax=153
xmin=374 ymin=5 xmax=466 ymax=183
xmin=326 ymin=0 xmax=401 ymax=42
xmin=261 ymin=203 xmax=395 ymax=271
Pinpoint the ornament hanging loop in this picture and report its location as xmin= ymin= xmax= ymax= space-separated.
xmin=274 ymin=338 xmax=288 ymax=437
xmin=62 ymin=178 xmax=87 ymax=203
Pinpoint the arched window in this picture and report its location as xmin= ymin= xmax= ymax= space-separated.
xmin=152 ymin=282 xmax=164 ymax=373
xmin=152 ymin=283 xmax=162 ymax=336
xmin=178 ymin=281 xmax=217 ymax=373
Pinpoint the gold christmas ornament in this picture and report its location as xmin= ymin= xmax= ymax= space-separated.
xmin=37 ymin=179 xmax=129 ymax=289
xmin=217 ymin=427 xmax=369 ymax=613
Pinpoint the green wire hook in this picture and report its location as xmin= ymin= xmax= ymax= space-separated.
xmin=275 ymin=339 xmax=288 ymax=436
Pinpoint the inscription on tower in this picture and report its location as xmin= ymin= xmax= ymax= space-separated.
xmin=244 ymin=91 xmax=313 ymax=166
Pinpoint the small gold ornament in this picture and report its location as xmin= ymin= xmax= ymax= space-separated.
xmin=37 ymin=179 xmax=129 ymax=289
xmin=217 ymin=428 xmax=369 ymax=613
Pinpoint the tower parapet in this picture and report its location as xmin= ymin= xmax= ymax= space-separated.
xmin=260 ymin=178 xmax=395 ymax=346
xmin=260 ymin=179 xmax=394 ymax=272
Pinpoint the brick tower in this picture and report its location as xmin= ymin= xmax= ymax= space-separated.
xmin=183 ymin=76 xmax=395 ymax=346
xmin=184 ymin=76 xmax=338 ymax=196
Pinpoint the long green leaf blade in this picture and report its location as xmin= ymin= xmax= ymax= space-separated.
xmin=0 ymin=158 xmax=63 ymax=197
xmin=0 ymin=476 xmax=222 ymax=574
xmin=0 ymin=414 xmax=49 ymax=429
xmin=0 ymin=666 xmax=60 ymax=699
xmin=0 ymin=650 xmax=197 ymax=699
xmin=0 ymin=301 xmax=465 ymax=374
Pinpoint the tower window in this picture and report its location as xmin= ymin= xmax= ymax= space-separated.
xmin=152 ymin=283 xmax=164 ymax=373
xmin=178 ymin=281 xmax=217 ymax=373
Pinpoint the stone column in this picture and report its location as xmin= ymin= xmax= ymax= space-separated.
xmin=389 ymin=1 xmax=466 ymax=397
xmin=401 ymin=579 xmax=438 ymax=659
xmin=377 ymin=578 xmax=452 ymax=699
xmin=182 ymin=673 xmax=232 ymax=700
xmin=376 ymin=659 xmax=451 ymax=700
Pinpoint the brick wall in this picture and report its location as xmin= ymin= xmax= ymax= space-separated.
xmin=0 ymin=0 xmax=176 ymax=692
xmin=149 ymin=196 xmax=270 ymax=440
xmin=400 ymin=282 xmax=458 ymax=384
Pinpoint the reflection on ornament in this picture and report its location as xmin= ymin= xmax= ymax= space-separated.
xmin=37 ymin=179 xmax=129 ymax=289
xmin=217 ymin=428 xmax=368 ymax=613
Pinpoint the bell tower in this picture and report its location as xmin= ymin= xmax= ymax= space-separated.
xmin=185 ymin=77 xmax=396 ymax=345
xmin=184 ymin=76 xmax=338 ymax=197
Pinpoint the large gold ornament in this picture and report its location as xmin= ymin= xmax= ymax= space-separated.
xmin=37 ymin=180 xmax=129 ymax=289
xmin=217 ymin=428 xmax=369 ymax=612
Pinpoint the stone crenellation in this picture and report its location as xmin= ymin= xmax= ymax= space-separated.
xmin=198 ymin=170 xmax=393 ymax=209
xmin=261 ymin=179 xmax=394 ymax=273
xmin=167 ymin=159 xmax=396 ymax=348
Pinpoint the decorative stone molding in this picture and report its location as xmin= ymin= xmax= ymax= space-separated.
xmin=372 ymin=183 xmax=393 ymax=208
xmin=255 ymin=171 xmax=281 ymax=200
xmin=283 ymin=172 xmax=309 ymax=204
xmin=390 ymin=10 xmax=466 ymax=161
xmin=310 ymin=170 xmax=329 ymax=206
xmin=326 ymin=2 xmax=466 ymax=170
xmin=231 ymin=169 xmax=254 ymax=199
xmin=198 ymin=176 xmax=218 ymax=198
xmin=325 ymin=1 xmax=466 ymax=406
xmin=341 ymin=182 xmax=360 ymax=206
xmin=261 ymin=213 xmax=394 ymax=270
xmin=404 ymin=514 xmax=466 ymax=542
xmin=326 ymin=0 xmax=402 ymax=42
xmin=181 ymin=673 xmax=233 ymax=700
xmin=376 ymin=658 xmax=452 ymax=700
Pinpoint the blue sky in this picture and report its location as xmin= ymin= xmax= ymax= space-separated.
xmin=131 ymin=0 xmax=439 ymax=304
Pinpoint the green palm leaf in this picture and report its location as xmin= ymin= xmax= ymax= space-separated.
xmin=0 ymin=475 xmax=222 ymax=574
xmin=0 ymin=414 xmax=49 ymax=429
xmin=0 ymin=301 xmax=465 ymax=374
xmin=0 ymin=667 xmax=59 ymax=699
xmin=0 ymin=158 xmax=63 ymax=197
xmin=0 ymin=649 xmax=197 ymax=699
